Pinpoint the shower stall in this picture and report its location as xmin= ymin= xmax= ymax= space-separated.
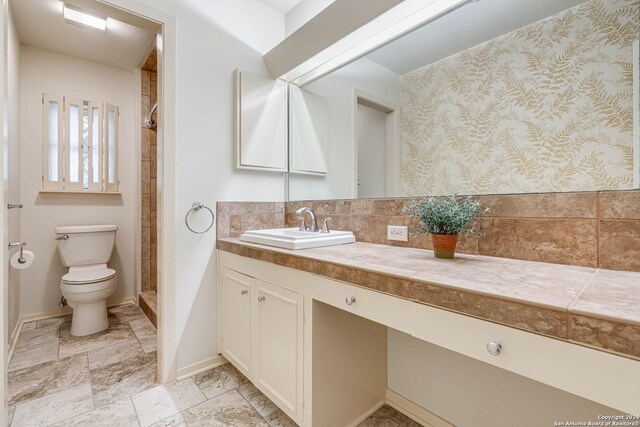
xmin=139 ymin=44 xmax=158 ymax=327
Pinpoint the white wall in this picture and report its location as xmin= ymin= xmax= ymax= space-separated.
xmin=289 ymin=58 xmax=399 ymax=201
xmin=357 ymin=103 xmax=387 ymax=198
xmin=114 ymin=0 xmax=286 ymax=371
xmin=7 ymin=4 xmax=20 ymax=338
xmin=388 ymin=330 xmax=616 ymax=426
xmin=19 ymin=47 xmax=136 ymax=316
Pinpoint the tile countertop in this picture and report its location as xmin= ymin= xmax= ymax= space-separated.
xmin=217 ymin=238 xmax=640 ymax=360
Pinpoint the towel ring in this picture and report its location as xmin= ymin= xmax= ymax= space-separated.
xmin=185 ymin=202 xmax=215 ymax=234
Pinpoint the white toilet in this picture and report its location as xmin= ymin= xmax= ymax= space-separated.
xmin=55 ymin=225 xmax=118 ymax=336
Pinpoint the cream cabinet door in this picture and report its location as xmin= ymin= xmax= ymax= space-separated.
xmin=220 ymin=268 xmax=252 ymax=375
xmin=253 ymin=279 xmax=304 ymax=423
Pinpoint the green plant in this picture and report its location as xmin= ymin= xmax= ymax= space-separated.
xmin=403 ymin=196 xmax=489 ymax=236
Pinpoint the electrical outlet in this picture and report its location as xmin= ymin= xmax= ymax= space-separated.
xmin=387 ymin=225 xmax=408 ymax=242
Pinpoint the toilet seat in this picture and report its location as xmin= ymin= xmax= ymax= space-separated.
xmin=62 ymin=267 xmax=116 ymax=285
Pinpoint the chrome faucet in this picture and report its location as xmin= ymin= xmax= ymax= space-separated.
xmin=295 ymin=207 xmax=319 ymax=232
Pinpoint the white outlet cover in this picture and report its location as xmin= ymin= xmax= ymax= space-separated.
xmin=387 ymin=225 xmax=408 ymax=241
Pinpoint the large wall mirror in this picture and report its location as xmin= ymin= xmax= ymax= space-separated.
xmin=288 ymin=0 xmax=640 ymax=201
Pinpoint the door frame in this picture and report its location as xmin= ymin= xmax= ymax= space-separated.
xmin=99 ymin=0 xmax=178 ymax=385
xmin=352 ymin=88 xmax=400 ymax=198
xmin=1 ymin=0 xmax=9 ymax=422
xmin=0 ymin=5 xmax=178 ymax=413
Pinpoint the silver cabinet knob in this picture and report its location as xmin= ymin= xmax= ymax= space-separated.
xmin=345 ymin=296 xmax=356 ymax=306
xmin=241 ymin=290 xmax=248 ymax=295
xmin=258 ymin=296 xmax=265 ymax=302
xmin=486 ymin=341 xmax=502 ymax=356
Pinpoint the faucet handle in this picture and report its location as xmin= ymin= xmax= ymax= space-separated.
xmin=296 ymin=215 xmax=307 ymax=232
xmin=321 ymin=217 xmax=332 ymax=233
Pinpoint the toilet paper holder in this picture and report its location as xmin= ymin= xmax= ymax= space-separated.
xmin=8 ymin=242 xmax=27 ymax=264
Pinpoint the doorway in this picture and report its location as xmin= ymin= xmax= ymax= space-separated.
xmin=354 ymin=91 xmax=400 ymax=198
xmin=1 ymin=0 xmax=176 ymax=422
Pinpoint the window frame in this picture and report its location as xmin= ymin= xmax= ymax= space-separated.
xmin=42 ymin=93 xmax=119 ymax=193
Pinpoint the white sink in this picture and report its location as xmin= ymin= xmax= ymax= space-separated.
xmin=240 ymin=228 xmax=356 ymax=250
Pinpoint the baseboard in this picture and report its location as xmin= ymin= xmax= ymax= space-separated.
xmin=176 ymin=355 xmax=228 ymax=381
xmin=7 ymin=317 xmax=24 ymax=364
xmin=18 ymin=297 xmax=137 ymax=323
xmin=346 ymin=399 xmax=386 ymax=427
xmin=119 ymin=296 xmax=137 ymax=306
xmin=386 ymin=389 xmax=454 ymax=427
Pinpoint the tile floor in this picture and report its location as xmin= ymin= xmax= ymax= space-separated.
xmin=8 ymin=304 xmax=423 ymax=426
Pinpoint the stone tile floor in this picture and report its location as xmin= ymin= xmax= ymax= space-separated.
xmin=8 ymin=304 xmax=422 ymax=426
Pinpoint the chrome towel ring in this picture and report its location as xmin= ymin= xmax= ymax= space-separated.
xmin=185 ymin=202 xmax=215 ymax=234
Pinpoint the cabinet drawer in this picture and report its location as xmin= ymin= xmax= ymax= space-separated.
xmin=311 ymin=275 xmax=416 ymax=334
xmin=412 ymin=303 xmax=640 ymax=414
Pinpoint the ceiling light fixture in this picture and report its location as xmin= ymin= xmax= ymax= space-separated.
xmin=63 ymin=4 xmax=107 ymax=31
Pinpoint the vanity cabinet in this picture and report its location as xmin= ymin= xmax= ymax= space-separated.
xmin=220 ymin=269 xmax=252 ymax=374
xmin=253 ymin=280 xmax=304 ymax=418
xmin=219 ymin=250 xmax=640 ymax=425
xmin=219 ymin=268 xmax=304 ymax=424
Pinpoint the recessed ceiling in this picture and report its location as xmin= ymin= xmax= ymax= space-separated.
xmin=366 ymin=0 xmax=588 ymax=75
xmin=257 ymin=0 xmax=303 ymax=14
xmin=10 ymin=0 xmax=156 ymax=71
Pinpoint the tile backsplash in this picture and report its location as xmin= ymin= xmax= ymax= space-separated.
xmin=216 ymin=190 xmax=640 ymax=272
xmin=217 ymin=202 xmax=285 ymax=239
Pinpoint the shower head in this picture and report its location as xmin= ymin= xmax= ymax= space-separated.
xmin=145 ymin=102 xmax=158 ymax=129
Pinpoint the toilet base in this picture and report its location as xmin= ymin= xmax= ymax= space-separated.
xmin=70 ymin=299 xmax=110 ymax=336
xmin=61 ymin=273 xmax=116 ymax=337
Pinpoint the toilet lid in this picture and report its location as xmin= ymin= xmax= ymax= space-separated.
xmin=62 ymin=268 xmax=115 ymax=284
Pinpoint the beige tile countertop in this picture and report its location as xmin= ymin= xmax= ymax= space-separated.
xmin=217 ymin=238 xmax=640 ymax=360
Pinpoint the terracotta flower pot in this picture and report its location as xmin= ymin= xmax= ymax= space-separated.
xmin=431 ymin=234 xmax=458 ymax=259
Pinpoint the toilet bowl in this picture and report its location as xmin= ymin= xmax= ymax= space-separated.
xmin=61 ymin=264 xmax=117 ymax=336
xmin=56 ymin=225 xmax=118 ymax=336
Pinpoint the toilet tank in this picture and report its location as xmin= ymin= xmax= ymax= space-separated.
xmin=56 ymin=225 xmax=118 ymax=267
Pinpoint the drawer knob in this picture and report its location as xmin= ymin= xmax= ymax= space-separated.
xmin=241 ymin=290 xmax=248 ymax=295
xmin=258 ymin=296 xmax=265 ymax=302
xmin=345 ymin=296 xmax=356 ymax=306
xmin=486 ymin=341 xmax=502 ymax=356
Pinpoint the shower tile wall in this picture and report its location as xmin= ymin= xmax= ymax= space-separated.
xmin=141 ymin=47 xmax=157 ymax=293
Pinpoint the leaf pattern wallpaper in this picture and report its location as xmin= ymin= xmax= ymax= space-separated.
xmin=399 ymin=0 xmax=639 ymax=196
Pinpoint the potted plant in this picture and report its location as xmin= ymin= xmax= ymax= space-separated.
xmin=403 ymin=196 xmax=488 ymax=259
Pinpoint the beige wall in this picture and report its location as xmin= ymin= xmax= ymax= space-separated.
xmin=387 ymin=329 xmax=616 ymax=426
xmin=400 ymin=0 xmax=640 ymax=196
xmin=284 ymin=0 xmax=335 ymax=36
xmin=19 ymin=47 xmax=136 ymax=316
xmin=7 ymin=4 xmax=21 ymax=338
